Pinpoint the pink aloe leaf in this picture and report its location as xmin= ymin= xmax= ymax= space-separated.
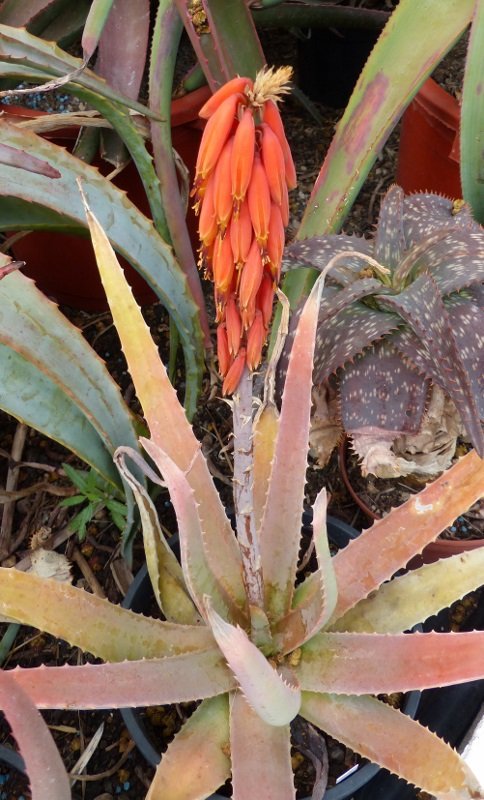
xmin=115 ymin=447 xmax=201 ymax=625
xmin=146 ymin=696 xmax=231 ymax=800
xmin=300 ymin=692 xmax=482 ymax=799
xmin=296 ymin=631 xmax=484 ymax=695
xmin=81 ymin=194 xmax=246 ymax=607
xmin=330 ymin=450 xmax=484 ymax=622
xmin=0 ymin=669 xmax=70 ymax=800
xmin=331 ymin=546 xmax=484 ymax=634
xmin=141 ymin=438 xmax=248 ymax=626
xmin=11 ymin=650 xmax=235 ymax=709
xmin=0 ymin=0 xmax=59 ymax=26
xmin=0 ymin=140 xmax=61 ymax=178
xmin=0 ymin=568 xmax=214 ymax=661
xmin=95 ymin=0 xmax=149 ymax=100
xmin=205 ymin=598 xmax=301 ymax=727
xmin=273 ymin=489 xmax=338 ymax=654
xmin=260 ymin=272 xmax=325 ymax=623
xmin=230 ymin=691 xmax=295 ymax=800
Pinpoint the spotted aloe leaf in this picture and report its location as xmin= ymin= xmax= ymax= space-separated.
xmin=283 ymin=186 xmax=484 ymax=471
xmin=296 ymin=0 xmax=475 ymax=237
xmin=301 ymin=693 xmax=482 ymax=800
xmin=0 ymin=670 xmax=70 ymax=800
xmin=378 ymin=273 xmax=483 ymax=454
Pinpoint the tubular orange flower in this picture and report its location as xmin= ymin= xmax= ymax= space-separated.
xmin=230 ymin=198 xmax=252 ymax=266
xmin=217 ymin=323 xmax=231 ymax=377
xmin=256 ymin=272 xmax=275 ymax=329
xmin=239 ymin=238 xmax=264 ymax=320
xmin=225 ymin=294 xmax=242 ymax=356
xmin=213 ymin=137 xmax=234 ymax=232
xmin=222 ymin=347 xmax=246 ymax=396
xmin=212 ymin=231 xmax=234 ymax=294
xmin=199 ymin=76 xmax=253 ymax=119
xmin=247 ymin=155 xmax=271 ymax=246
xmin=266 ymin=203 xmax=285 ymax=280
xmin=231 ymin=106 xmax=255 ymax=204
xmin=195 ymin=92 xmax=241 ymax=183
xmin=198 ymin=173 xmax=217 ymax=248
xmin=260 ymin=122 xmax=286 ymax=207
xmin=263 ymin=99 xmax=297 ymax=190
xmin=246 ymin=310 xmax=265 ymax=371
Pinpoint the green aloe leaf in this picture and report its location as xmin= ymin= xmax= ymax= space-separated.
xmin=0 ymin=342 xmax=120 ymax=487
xmin=0 ymin=124 xmax=204 ymax=415
xmin=297 ymin=0 xmax=474 ymax=238
xmin=460 ymin=0 xmax=484 ymax=223
xmin=0 ymin=271 xmax=140 ymax=477
xmin=81 ymin=0 xmax=115 ymax=61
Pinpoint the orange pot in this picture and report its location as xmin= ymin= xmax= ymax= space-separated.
xmin=5 ymin=86 xmax=210 ymax=310
xmin=396 ymin=77 xmax=462 ymax=199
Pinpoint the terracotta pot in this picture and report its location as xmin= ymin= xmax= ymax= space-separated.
xmin=396 ymin=77 xmax=461 ymax=199
xmin=4 ymin=85 xmax=210 ymax=311
xmin=338 ymin=438 xmax=483 ymax=568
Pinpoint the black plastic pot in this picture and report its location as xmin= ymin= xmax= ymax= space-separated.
xmin=121 ymin=516 xmax=420 ymax=800
xmin=297 ymin=27 xmax=380 ymax=108
xmin=0 ymin=744 xmax=25 ymax=774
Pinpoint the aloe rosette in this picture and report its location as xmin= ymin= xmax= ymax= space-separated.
xmin=0 ymin=198 xmax=483 ymax=799
xmin=283 ymin=185 xmax=484 ymax=475
xmin=193 ymin=67 xmax=296 ymax=394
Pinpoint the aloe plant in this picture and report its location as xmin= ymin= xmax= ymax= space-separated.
xmin=0 ymin=196 xmax=483 ymax=799
xmin=282 ymin=185 xmax=484 ymax=476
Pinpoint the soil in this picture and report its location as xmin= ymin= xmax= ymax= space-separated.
xmin=0 ymin=22 xmax=481 ymax=800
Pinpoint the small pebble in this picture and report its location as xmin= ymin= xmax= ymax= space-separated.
xmin=450 ymin=526 xmax=456 ymax=532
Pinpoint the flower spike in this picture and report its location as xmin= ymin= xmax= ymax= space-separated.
xmin=194 ymin=67 xmax=296 ymax=393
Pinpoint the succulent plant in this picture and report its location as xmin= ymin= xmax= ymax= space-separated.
xmin=283 ymin=185 xmax=484 ymax=476
xmin=0 ymin=193 xmax=484 ymax=799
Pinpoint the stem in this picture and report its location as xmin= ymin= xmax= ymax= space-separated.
xmin=233 ymin=367 xmax=264 ymax=608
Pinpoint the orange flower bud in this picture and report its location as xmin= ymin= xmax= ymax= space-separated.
xmin=217 ymin=323 xmax=231 ymax=377
xmin=247 ymin=154 xmax=271 ymax=246
xmin=222 ymin=347 xmax=246 ymax=395
xmin=199 ymin=77 xmax=253 ymax=119
xmin=241 ymin=298 xmax=256 ymax=331
xmin=246 ymin=310 xmax=266 ymax=371
xmin=262 ymin=99 xmax=297 ymax=190
xmin=212 ymin=231 xmax=234 ymax=294
xmin=266 ymin=203 xmax=285 ymax=280
xmin=239 ymin=238 xmax=263 ymax=318
xmin=230 ymin=198 xmax=252 ymax=265
xmin=195 ymin=93 xmax=240 ymax=181
xmin=231 ymin=106 xmax=255 ymax=204
xmin=213 ymin=137 xmax=234 ymax=232
xmin=257 ymin=272 xmax=275 ymax=329
xmin=198 ymin=173 xmax=217 ymax=248
xmin=280 ymin=182 xmax=289 ymax=227
xmin=225 ymin=294 xmax=242 ymax=356
xmin=260 ymin=122 xmax=285 ymax=207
